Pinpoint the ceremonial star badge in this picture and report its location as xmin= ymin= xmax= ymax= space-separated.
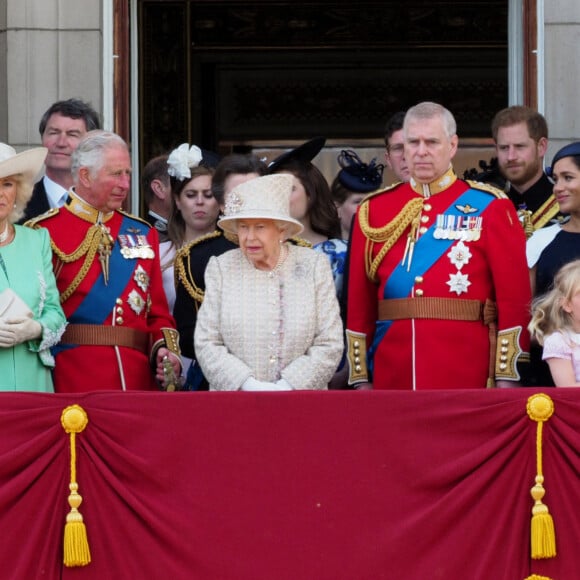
xmin=447 ymin=271 xmax=471 ymax=295
xmin=128 ymin=290 xmax=145 ymax=315
xmin=134 ymin=265 xmax=150 ymax=292
xmin=447 ymin=241 xmax=472 ymax=270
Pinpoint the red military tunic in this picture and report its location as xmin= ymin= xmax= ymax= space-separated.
xmin=29 ymin=191 xmax=179 ymax=392
xmin=346 ymin=168 xmax=531 ymax=390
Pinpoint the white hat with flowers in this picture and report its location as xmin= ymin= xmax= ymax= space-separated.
xmin=218 ymin=173 xmax=303 ymax=238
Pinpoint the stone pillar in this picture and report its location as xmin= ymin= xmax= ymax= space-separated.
xmin=0 ymin=0 xmax=102 ymax=149
xmin=545 ymin=0 xmax=580 ymax=159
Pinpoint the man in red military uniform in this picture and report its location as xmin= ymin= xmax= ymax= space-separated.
xmin=27 ymin=131 xmax=181 ymax=392
xmin=346 ymin=102 xmax=531 ymax=390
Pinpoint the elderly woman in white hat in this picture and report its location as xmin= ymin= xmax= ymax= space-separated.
xmin=0 ymin=143 xmax=66 ymax=391
xmin=194 ymin=173 xmax=343 ymax=391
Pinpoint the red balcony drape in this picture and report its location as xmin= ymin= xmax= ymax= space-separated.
xmin=0 ymin=389 xmax=577 ymax=579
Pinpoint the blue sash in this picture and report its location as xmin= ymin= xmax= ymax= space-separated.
xmin=52 ymin=216 xmax=151 ymax=355
xmin=368 ymin=188 xmax=493 ymax=374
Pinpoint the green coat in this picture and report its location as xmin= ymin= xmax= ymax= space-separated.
xmin=0 ymin=225 xmax=66 ymax=391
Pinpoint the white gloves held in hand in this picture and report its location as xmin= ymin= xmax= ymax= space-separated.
xmin=241 ymin=377 xmax=293 ymax=391
xmin=0 ymin=318 xmax=42 ymax=348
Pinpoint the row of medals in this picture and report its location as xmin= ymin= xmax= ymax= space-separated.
xmin=119 ymin=234 xmax=155 ymax=259
xmin=433 ymin=215 xmax=482 ymax=242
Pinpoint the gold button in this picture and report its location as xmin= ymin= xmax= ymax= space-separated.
xmin=116 ymin=317 xmax=124 ymax=325
xmin=354 ymin=357 xmax=360 ymax=364
xmin=501 ymin=339 xmax=509 ymax=346
xmin=116 ymin=307 xmax=124 ymax=315
xmin=116 ymin=298 xmax=123 ymax=305
xmin=500 ymin=363 xmax=507 ymax=371
xmin=423 ymin=203 xmax=432 ymax=211
xmin=355 ymin=365 xmax=361 ymax=372
xmin=420 ymin=215 xmax=429 ymax=223
xmin=353 ymin=340 xmax=360 ymax=348
xmin=419 ymin=226 xmax=428 ymax=234
xmin=500 ymin=355 xmax=507 ymax=362
xmin=354 ymin=349 xmax=360 ymax=357
xmin=415 ymin=276 xmax=423 ymax=283
xmin=415 ymin=289 xmax=424 ymax=297
xmin=501 ymin=347 xmax=508 ymax=354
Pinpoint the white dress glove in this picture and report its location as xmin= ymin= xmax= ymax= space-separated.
xmin=0 ymin=318 xmax=42 ymax=348
xmin=241 ymin=377 xmax=294 ymax=391
xmin=241 ymin=377 xmax=279 ymax=391
xmin=274 ymin=378 xmax=293 ymax=391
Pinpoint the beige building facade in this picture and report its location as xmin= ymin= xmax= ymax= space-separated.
xmin=0 ymin=0 xmax=579 ymax=208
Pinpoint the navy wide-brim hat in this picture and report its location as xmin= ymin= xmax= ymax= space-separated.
xmin=267 ymin=137 xmax=326 ymax=173
xmin=548 ymin=141 xmax=580 ymax=177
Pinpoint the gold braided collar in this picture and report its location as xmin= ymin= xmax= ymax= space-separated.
xmin=409 ymin=167 xmax=457 ymax=196
xmin=65 ymin=190 xmax=115 ymax=224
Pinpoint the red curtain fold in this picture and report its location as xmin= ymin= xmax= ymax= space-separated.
xmin=0 ymin=389 xmax=578 ymax=579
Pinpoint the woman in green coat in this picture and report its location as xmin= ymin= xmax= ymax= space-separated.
xmin=0 ymin=143 xmax=66 ymax=391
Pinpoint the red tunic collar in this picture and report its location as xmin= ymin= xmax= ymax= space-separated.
xmin=65 ymin=190 xmax=115 ymax=224
xmin=409 ymin=167 xmax=457 ymax=197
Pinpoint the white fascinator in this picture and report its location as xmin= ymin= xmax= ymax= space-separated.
xmin=167 ymin=143 xmax=203 ymax=181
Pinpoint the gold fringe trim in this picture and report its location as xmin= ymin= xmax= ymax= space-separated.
xmin=526 ymin=394 xmax=556 ymax=560
xmin=61 ymin=405 xmax=91 ymax=567
xmin=524 ymin=576 xmax=553 ymax=580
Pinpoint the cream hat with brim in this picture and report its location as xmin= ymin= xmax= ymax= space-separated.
xmin=218 ymin=173 xmax=304 ymax=238
xmin=0 ymin=143 xmax=47 ymax=186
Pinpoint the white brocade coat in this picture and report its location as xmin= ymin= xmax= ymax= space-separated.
xmin=195 ymin=245 xmax=344 ymax=390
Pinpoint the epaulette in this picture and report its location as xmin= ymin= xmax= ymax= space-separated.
xmin=174 ymin=230 xmax=234 ymax=303
xmin=175 ymin=230 xmax=225 ymax=260
xmin=23 ymin=207 xmax=59 ymax=228
xmin=289 ymin=236 xmax=313 ymax=248
xmin=118 ymin=209 xmax=154 ymax=228
xmin=362 ymin=181 xmax=403 ymax=203
xmin=466 ymin=180 xmax=508 ymax=200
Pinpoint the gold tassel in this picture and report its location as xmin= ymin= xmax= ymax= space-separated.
xmin=61 ymin=405 xmax=91 ymax=567
xmin=526 ymin=394 xmax=556 ymax=560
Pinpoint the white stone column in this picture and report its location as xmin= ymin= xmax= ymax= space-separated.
xmin=0 ymin=0 xmax=103 ymax=149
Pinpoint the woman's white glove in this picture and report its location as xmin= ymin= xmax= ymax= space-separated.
xmin=241 ymin=377 xmax=278 ymax=391
xmin=274 ymin=378 xmax=293 ymax=391
xmin=241 ymin=377 xmax=294 ymax=391
xmin=0 ymin=318 xmax=42 ymax=348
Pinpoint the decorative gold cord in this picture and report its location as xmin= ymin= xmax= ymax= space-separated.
xmin=526 ymin=393 xmax=556 ymax=560
xmin=174 ymin=231 xmax=223 ymax=303
xmin=359 ymin=197 xmax=423 ymax=282
xmin=61 ymin=404 xmax=91 ymax=567
xmin=51 ymin=225 xmax=114 ymax=303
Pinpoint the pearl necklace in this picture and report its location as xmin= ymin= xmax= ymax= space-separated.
xmin=0 ymin=222 xmax=10 ymax=244
xmin=268 ymin=243 xmax=288 ymax=277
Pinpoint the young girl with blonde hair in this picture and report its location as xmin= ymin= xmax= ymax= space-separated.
xmin=529 ymin=259 xmax=580 ymax=386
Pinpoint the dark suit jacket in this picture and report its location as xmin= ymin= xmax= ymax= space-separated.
xmin=19 ymin=179 xmax=51 ymax=224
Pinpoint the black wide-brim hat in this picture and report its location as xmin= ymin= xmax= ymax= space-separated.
xmin=267 ymin=137 xmax=326 ymax=173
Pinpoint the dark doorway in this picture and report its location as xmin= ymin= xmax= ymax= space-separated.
xmin=139 ymin=1 xmax=508 ymax=166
